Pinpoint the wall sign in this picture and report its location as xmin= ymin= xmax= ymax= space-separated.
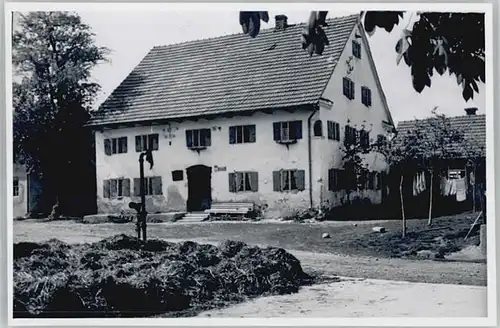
xmin=214 ymin=166 xmax=227 ymax=172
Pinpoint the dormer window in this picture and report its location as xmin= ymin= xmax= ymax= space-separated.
xmin=186 ymin=128 xmax=211 ymax=150
xmin=273 ymin=120 xmax=302 ymax=143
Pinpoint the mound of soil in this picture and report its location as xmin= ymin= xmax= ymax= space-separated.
xmin=13 ymin=234 xmax=312 ymax=318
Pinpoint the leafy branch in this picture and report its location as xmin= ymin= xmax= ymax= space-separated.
xmin=239 ymin=11 xmax=484 ymax=101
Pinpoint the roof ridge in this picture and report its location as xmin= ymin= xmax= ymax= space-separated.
xmin=397 ymin=113 xmax=486 ymax=124
xmin=151 ymin=13 xmax=359 ymax=50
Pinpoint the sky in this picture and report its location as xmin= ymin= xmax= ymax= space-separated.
xmin=24 ymin=10 xmax=489 ymax=125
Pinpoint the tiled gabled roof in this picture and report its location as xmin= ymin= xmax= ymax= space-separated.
xmin=87 ymin=14 xmax=360 ymax=127
xmin=395 ymin=114 xmax=486 ymax=157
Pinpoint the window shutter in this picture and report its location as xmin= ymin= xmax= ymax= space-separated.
xmin=335 ymin=124 xmax=340 ymax=141
xmin=135 ymin=136 xmax=142 ymax=152
xmin=121 ymin=137 xmax=128 ymax=153
xmin=328 ymin=169 xmax=333 ymax=191
xmin=104 ymin=139 xmax=112 ymax=156
xmin=344 ymin=126 xmax=350 ymax=143
xmin=273 ymin=122 xmax=281 ymax=141
xmin=313 ymin=120 xmax=322 ymax=137
xmin=110 ymin=179 xmax=118 ymax=198
xmin=185 ymin=130 xmax=193 ymax=148
xmin=350 ymin=80 xmax=355 ymax=100
xmin=343 ymin=78 xmax=348 ymax=97
xmin=152 ymin=176 xmax=163 ymax=195
xmin=295 ymin=121 xmax=302 ymax=139
xmin=103 ymin=180 xmax=111 ymax=198
xmin=204 ymin=129 xmax=211 ymax=147
xmin=272 ymin=171 xmax=281 ymax=191
xmin=150 ymin=134 xmax=159 ymax=151
xmin=250 ymin=172 xmax=259 ymax=192
xmin=122 ymin=178 xmax=131 ymax=197
xmin=295 ymin=170 xmax=306 ymax=191
xmin=229 ymin=126 xmax=236 ymax=144
xmin=249 ymin=125 xmax=256 ymax=142
xmin=228 ymin=173 xmax=236 ymax=192
xmin=133 ymin=178 xmax=141 ymax=196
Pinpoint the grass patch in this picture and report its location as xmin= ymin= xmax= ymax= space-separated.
xmin=340 ymin=212 xmax=482 ymax=259
xmin=13 ymin=234 xmax=313 ymax=318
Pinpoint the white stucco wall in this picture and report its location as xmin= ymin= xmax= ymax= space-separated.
xmin=316 ymin=23 xmax=393 ymax=208
xmin=95 ymin=109 xmax=317 ymax=217
xmin=94 ymin=22 xmax=396 ymax=217
xmin=13 ymin=164 xmax=28 ymax=218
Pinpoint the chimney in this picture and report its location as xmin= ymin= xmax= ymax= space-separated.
xmin=275 ymin=15 xmax=288 ymax=30
xmin=465 ymin=107 xmax=478 ymax=116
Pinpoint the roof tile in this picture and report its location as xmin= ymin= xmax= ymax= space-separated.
xmin=87 ymin=14 xmax=359 ymax=126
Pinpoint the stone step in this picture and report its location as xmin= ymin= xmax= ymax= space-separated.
xmin=181 ymin=212 xmax=210 ymax=222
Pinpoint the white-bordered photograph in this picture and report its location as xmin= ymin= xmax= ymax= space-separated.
xmin=4 ymin=1 xmax=497 ymax=326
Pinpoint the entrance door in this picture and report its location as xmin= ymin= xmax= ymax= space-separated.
xmin=186 ymin=165 xmax=212 ymax=212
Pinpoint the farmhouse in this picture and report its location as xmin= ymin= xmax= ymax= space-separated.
xmin=86 ymin=14 xmax=396 ymax=218
xmin=392 ymin=109 xmax=486 ymax=217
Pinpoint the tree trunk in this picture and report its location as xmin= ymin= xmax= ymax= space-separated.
xmin=427 ymin=170 xmax=434 ymax=226
xmin=472 ymin=164 xmax=477 ymax=212
xmin=399 ymin=173 xmax=406 ymax=238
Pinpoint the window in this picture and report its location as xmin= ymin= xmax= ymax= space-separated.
xmin=273 ymin=169 xmax=305 ymax=192
xmin=343 ymin=77 xmax=355 ymax=100
xmin=13 ymin=177 xmax=19 ymax=197
xmin=344 ymin=125 xmax=357 ymax=145
xmin=228 ymin=171 xmax=258 ymax=192
xmin=104 ymin=137 xmax=128 ymax=155
xmin=327 ymin=121 xmax=340 ymax=141
xmin=313 ymin=120 xmax=323 ymax=137
xmin=361 ymin=86 xmax=372 ymax=107
xmin=229 ymin=125 xmax=256 ymax=144
xmin=358 ymin=171 xmax=369 ymax=190
xmin=352 ymin=40 xmax=361 ymax=59
xmin=328 ymin=169 xmax=343 ymax=191
xmin=359 ymin=130 xmax=370 ymax=148
xmin=377 ymin=134 xmax=387 ymax=145
xmin=135 ymin=134 xmax=159 ymax=152
xmin=273 ymin=121 xmax=303 ymax=142
xmin=368 ymin=172 xmax=376 ymax=190
xmin=133 ymin=176 xmax=163 ymax=196
xmin=344 ymin=163 xmax=357 ymax=190
xmin=172 ymin=170 xmax=184 ymax=181
xmin=375 ymin=172 xmax=382 ymax=190
xmin=186 ymin=129 xmax=211 ymax=149
xmin=103 ymin=178 xmax=130 ymax=198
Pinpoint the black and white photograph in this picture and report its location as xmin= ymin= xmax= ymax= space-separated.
xmin=5 ymin=1 xmax=496 ymax=325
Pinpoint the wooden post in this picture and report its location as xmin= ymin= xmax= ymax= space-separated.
xmin=427 ymin=170 xmax=434 ymax=226
xmin=399 ymin=173 xmax=406 ymax=237
xmin=139 ymin=153 xmax=147 ymax=242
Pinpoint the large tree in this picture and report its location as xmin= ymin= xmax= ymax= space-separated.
xmin=239 ymin=11 xmax=485 ymax=101
xmin=13 ymin=12 xmax=109 ymax=216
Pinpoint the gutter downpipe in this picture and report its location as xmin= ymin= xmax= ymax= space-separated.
xmin=307 ymin=104 xmax=320 ymax=209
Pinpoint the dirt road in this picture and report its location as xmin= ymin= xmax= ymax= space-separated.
xmin=198 ymin=278 xmax=487 ymax=317
xmin=13 ymin=220 xmax=487 ymax=286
